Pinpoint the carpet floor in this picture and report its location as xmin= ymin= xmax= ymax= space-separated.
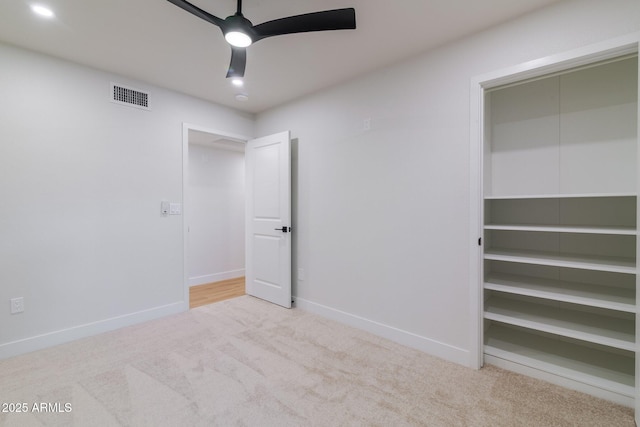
xmin=0 ymin=295 xmax=634 ymax=426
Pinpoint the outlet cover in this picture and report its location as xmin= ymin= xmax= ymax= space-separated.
xmin=10 ymin=297 xmax=24 ymax=314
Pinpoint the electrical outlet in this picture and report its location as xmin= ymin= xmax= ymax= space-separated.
xmin=363 ymin=118 xmax=371 ymax=131
xmin=10 ymin=297 xmax=24 ymax=314
xmin=161 ymin=201 xmax=170 ymax=216
xmin=298 ymin=268 xmax=305 ymax=281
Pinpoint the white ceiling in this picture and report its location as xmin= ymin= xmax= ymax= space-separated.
xmin=0 ymin=0 xmax=561 ymax=114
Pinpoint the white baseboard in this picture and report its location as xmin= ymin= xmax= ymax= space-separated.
xmin=189 ymin=269 xmax=245 ymax=287
xmin=0 ymin=302 xmax=185 ymax=360
xmin=293 ymin=297 xmax=469 ymax=366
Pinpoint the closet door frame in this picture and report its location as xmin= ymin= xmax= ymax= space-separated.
xmin=468 ymin=32 xmax=640 ymax=411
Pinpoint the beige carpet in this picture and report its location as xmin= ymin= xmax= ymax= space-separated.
xmin=0 ymin=295 xmax=634 ymax=426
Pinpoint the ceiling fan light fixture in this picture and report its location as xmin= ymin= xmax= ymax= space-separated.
xmin=225 ymin=31 xmax=252 ymax=47
xmin=166 ymin=0 xmax=356 ymax=78
xmin=30 ymin=4 xmax=54 ymax=18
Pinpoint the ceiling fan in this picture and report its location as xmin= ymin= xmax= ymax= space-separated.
xmin=166 ymin=0 xmax=356 ymax=79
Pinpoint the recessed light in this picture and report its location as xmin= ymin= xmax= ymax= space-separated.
xmin=231 ymin=78 xmax=244 ymax=87
xmin=31 ymin=4 xmax=55 ymax=18
xmin=235 ymin=94 xmax=249 ymax=102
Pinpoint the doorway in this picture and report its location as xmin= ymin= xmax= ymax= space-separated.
xmin=182 ymin=124 xmax=250 ymax=309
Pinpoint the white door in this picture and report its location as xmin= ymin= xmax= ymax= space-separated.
xmin=245 ymin=131 xmax=291 ymax=308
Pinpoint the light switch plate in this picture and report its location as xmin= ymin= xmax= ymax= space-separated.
xmin=169 ymin=203 xmax=182 ymax=215
xmin=10 ymin=297 xmax=24 ymax=314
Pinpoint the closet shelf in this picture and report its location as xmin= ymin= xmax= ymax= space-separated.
xmin=485 ymin=273 xmax=635 ymax=313
xmin=484 ymin=323 xmax=635 ymax=397
xmin=484 ymin=193 xmax=637 ymax=200
xmin=484 ymin=224 xmax=636 ymax=235
xmin=484 ymin=295 xmax=635 ymax=351
xmin=482 ymin=55 xmax=638 ymax=406
xmin=484 ymin=248 xmax=636 ymax=274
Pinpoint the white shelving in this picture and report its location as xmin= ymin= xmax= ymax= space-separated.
xmin=485 ymin=272 xmax=635 ymax=313
xmin=483 ymin=195 xmax=638 ymax=398
xmin=484 ymin=248 xmax=636 ymax=274
xmin=481 ymin=55 xmax=638 ymax=404
xmin=485 ymin=294 xmax=635 ymax=351
xmin=485 ymin=193 xmax=637 ymax=200
xmin=484 ymin=224 xmax=636 ymax=235
xmin=485 ymin=324 xmax=635 ymax=398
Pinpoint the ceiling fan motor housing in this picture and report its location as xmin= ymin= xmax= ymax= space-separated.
xmin=223 ymin=14 xmax=255 ymax=47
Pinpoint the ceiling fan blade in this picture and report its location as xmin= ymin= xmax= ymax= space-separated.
xmin=252 ymin=8 xmax=356 ymax=41
xmin=226 ymin=47 xmax=247 ymax=78
xmin=165 ymin=0 xmax=224 ymax=28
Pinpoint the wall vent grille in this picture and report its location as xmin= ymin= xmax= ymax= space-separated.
xmin=110 ymin=83 xmax=150 ymax=110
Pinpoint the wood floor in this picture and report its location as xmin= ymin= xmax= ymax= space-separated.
xmin=189 ymin=277 xmax=246 ymax=309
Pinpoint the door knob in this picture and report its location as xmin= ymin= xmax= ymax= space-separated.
xmin=274 ymin=227 xmax=291 ymax=233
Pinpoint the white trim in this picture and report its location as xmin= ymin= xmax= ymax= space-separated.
xmin=189 ymin=269 xmax=246 ymax=287
xmin=294 ymin=297 xmax=469 ymax=366
xmin=0 ymin=302 xmax=183 ymax=360
xmin=182 ymin=123 xmax=251 ymax=311
xmin=636 ymin=34 xmax=640 ymax=427
xmin=473 ymin=32 xmax=640 ymax=90
xmin=468 ymin=61 xmax=485 ymax=370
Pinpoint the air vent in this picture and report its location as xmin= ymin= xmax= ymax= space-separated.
xmin=110 ymin=83 xmax=150 ymax=110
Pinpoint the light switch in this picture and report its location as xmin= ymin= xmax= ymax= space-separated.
xmin=169 ymin=203 xmax=182 ymax=215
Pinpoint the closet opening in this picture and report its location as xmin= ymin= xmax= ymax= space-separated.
xmin=470 ymin=34 xmax=639 ymax=413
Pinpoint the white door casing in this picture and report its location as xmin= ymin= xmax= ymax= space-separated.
xmin=245 ymin=131 xmax=292 ymax=308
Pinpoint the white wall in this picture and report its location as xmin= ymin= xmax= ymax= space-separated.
xmin=187 ymin=142 xmax=245 ymax=286
xmin=2 ymin=0 xmax=639 ymax=366
xmin=255 ymin=0 xmax=640 ymax=366
xmin=0 ymin=42 xmax=254 ymax=358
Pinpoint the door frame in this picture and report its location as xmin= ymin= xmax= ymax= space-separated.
xmin=181 ymin=122 xmax=251 ymax=311
xmin=469 ymin=32 xmax=640 ymax=369
xmin=468 ymin=32 xmax=640 ymax=417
